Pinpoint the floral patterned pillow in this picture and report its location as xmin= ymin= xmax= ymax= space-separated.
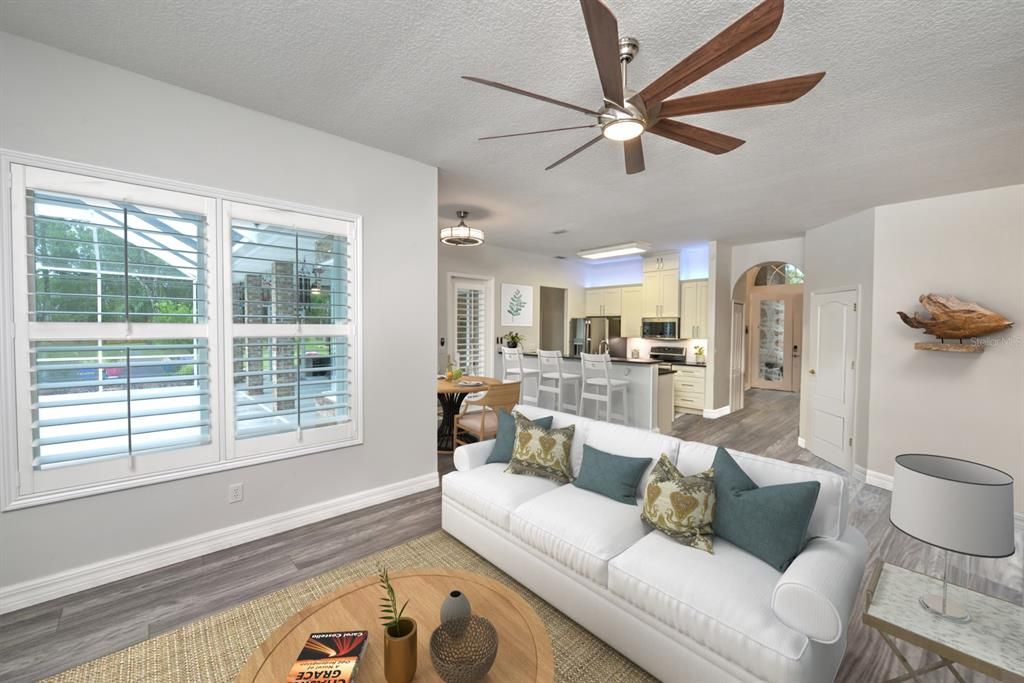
xmin=641 ymin=454 xmax=716 ymax=553
xmin=504 ymin=412 xmax=575 ymax=484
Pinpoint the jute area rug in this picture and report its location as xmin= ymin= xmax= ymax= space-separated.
xmin=45 ymin=530 xmax=657 ymax=682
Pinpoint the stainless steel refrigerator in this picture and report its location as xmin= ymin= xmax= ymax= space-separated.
xmin=570 ymin=317 xmax=621 ymax=356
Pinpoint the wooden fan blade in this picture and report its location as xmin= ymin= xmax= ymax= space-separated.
xmin=462 ymin=76 xmax=600 ymax=116
xmin=479 ymin=124 xmax=598 ymax=140
xmin=545 ymin=135 xmax=604 ymax=171
xmin=638 ymin=0 xmax=784 ymax=106
xmin=649 ymin=120 xmax=745 ymax=155
xmin=580 ymin=0 xmax=624 ymax=105
xmin=659 ymin=72 xmax=825 ymax=117
xmin=624 ymin=138 xmax=645 ymax=174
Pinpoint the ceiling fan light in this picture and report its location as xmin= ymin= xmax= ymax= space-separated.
xmin=439 ymin=225 xmax=485 ymax=247
xmin=602 ymin=118 xmax=644 ymax=141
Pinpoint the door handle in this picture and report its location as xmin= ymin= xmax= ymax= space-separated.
xmin=809 ymin=369 xmax=816 ymax=375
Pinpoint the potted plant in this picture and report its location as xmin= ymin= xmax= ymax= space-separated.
xmin=694 ymin=345 xmax=706 ymax=365
xmin=503 ymin=331 xmax=523 ymax=348
xmin=379 ymin=565 xmax=416 ymax=683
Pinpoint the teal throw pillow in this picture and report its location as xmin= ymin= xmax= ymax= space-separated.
xmin=573 ymin=444 xmax=652 ymax=505
xmin=486 ymin=410 xmax=554 ymax=464
xmin=712 ymin=447 xmax=820 ymax=571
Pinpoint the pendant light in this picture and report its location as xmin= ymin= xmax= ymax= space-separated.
xmin=440 ymin=210 xmax=484 ymax=246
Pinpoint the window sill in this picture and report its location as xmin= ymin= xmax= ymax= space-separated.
xmin=2 ymin=436 xmax=363 ymax=511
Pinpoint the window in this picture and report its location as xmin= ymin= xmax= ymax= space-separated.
xmin=2 ymin=159 xmax=361 ymax=507
xmin=451 ymin=278 xmax=488 ymax=376
xmin=754 ymin=262 xmax=804 ymax=286
xmin=226 ymin=202 xmax=356 ymax=457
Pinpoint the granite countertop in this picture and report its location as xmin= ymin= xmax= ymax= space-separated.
xmin=521 ymin=352 xmax=660 ymax=365
xmin=669 ymin=361 xmax=708 ymax=368
xmin=657 ymin=367 xmax=676 ymax=376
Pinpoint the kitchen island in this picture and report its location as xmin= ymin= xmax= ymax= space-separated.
xmin=519 ymin=353 xmax=673 ymax=431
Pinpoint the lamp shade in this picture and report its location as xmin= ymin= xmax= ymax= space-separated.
xmin=890 ymin=454 xmax=1015 ymax=558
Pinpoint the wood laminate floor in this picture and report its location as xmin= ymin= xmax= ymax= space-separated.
xmin=1 ymin=389 xmax=1019 ymax=682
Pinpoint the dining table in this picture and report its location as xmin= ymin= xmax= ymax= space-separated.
xmin=436 ymin=375 xmax=503 ymax=453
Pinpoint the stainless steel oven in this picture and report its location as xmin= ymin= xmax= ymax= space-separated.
xmin=642 ymin=318 xmax=680 ymax=340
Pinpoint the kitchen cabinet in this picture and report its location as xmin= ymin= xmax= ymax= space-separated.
xmin=585 ymin=286 xmax=623 ymax=317
xmin=672 ymin=364 xmax=706 ymax=415
xmin=621 ymin=286 xmax=643 ymax=337
xmin=642 ymin=269 xmax=680 ymax=318
xmin=643 ymin=252 xmax=680 ymax=273
xmin=681 ymin=279 xmax=709 ymax=338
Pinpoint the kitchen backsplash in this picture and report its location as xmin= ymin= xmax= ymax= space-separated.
xmin=626 ymin=337 xmax=708 ymax=361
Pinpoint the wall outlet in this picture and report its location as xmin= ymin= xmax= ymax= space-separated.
xmin=228 ymin=483 xmax=244 ymax=504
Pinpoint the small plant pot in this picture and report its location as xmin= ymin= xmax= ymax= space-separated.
xmin=384 ymin=617 xmax=417 ymax=683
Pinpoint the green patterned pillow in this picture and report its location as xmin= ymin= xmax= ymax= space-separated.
xmin=504 ymin=412 xmax=575 ymax=483
xmin=641 ymin=454 xmax=716 ymax=553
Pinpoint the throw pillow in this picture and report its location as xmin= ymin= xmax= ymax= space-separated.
xmin=504 ymin=412 xmax=575 ymax=483
xmin=573 ymin=444 xmax=652 ymax=505
xmin=486 ymin=410 xmax=554 ymax=464
xmin=712 ymin=447 xmax=821 ymax=571
xmin=640 ymin=454 xmax=716 ymax=553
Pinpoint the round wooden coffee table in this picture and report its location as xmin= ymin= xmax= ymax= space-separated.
xmin=235 ymin=568 xmax=554 ymax=682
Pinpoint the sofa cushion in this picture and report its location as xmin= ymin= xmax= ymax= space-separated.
xmin=442 ymin=463 xmax=560 ymax=530
xmin=506 ymin=413 xmax=575 ymax=483
xmin=585 ymin=420 xmax=680 ymax=494
xmin=713 ymin=447 xmax=821 ymax=571
xmin=640 ymin=455 xmax=716 ymax=553
xmin=511 ymin=484 xmax=650 ymax=586
xmin=573 ymin=444 xmax=652 ymax=505
xmin=512 ymin=404 xmax=593 ymax=477
xmin=676 ymin=441 xmax=847 ymax=540
xmin=486 ymin=410 xmax=554 ymax=464
xmin=608 ymin=531 xmax=809 ymax=668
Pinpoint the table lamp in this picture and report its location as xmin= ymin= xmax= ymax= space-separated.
xmin=890 ymin=454 xmax=1015 ymax=622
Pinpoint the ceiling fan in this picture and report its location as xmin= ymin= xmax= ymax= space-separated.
xmin=464 ymin=0 xmax=824 ymax=175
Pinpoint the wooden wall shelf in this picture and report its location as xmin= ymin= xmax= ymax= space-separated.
xmin=914 ymin=342 xmax=984 ymax=353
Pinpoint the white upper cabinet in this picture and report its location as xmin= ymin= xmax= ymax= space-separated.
xmin=660 ymin=271 xmax=680 ymax=317
xmin=642 ymin=252 xmax=680 ymax=273
xmin=585 ymin=286 xmax=624 ymax=316
xmin=681 ymin=279 xmax=709 ymax=338
xmin=621 ymin=286 xmax=643 ymax=337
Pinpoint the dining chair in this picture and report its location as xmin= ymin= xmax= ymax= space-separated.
xmin=454 ymin=381 xmax=522 ymax=447
xmin=579 ymin=352 xmax=629 ymax=424
xmin=536 ymin=349 xmax=581 ymax=413
xmin=500 ymin=346 xmax=538 ymax=405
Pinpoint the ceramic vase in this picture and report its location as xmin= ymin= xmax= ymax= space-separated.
xmin=384 ymin=617 xmax=417 ymax=683
xmin=440 ymin=590 xmax=472 ymax=624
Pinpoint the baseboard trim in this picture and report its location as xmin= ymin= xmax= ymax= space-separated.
xmin=0 ymin=472 xmax=439 ymax=614
xmin=702 ymin=405 xmax=731 ymax=420
xmin=797 ymin=436 xmax=806 ymax=449
xmin=864 ymin=469 xmax=894 ymax=491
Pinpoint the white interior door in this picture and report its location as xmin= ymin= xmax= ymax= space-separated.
xmin=807 ymin=289 xmax=858 ymax=471
xmin=730 ymin=301 xmax=745 ymax=411
xmin=450 ymin=277 xmax=491 ymax=377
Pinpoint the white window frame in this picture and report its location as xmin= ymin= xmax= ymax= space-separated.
xmin=0 ymin=151 xmax=363 ymax=511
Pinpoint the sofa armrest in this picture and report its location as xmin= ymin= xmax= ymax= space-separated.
xmin=771 ymin=526 xmax=868 ymax=644
xmin=453 ymin=440 xmax=496 ymax=472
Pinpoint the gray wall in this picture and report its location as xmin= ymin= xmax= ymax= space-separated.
xmin=0 ymin=33 xmax=438 ymax=586
xmin=800 ymin=209 xmax=876 ymax=474
xmin=707 ymin=241 xmax=733 ymax=409
xmin=868 ymin=185 xmax=1023 ymax=512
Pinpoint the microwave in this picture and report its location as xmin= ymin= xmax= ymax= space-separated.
xmin=641 ymin=318 xmax=680 ymax=340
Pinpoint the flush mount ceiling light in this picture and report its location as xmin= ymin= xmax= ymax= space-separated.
xmin=577 ymin=241 xmax=651 ymax=260
xmin=439 ymin=210 xmax=484 ymax=246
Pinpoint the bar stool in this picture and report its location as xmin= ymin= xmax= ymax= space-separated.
xmin=579 ymin=352 xmax=629 ymax=424
xmin=536 ymin=349 xmax=581 ymax=413
xmin=500 ymin=346 xmax=538 ymax=405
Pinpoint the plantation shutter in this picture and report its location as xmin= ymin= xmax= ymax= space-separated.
xmin=454 ymin=282 xmax=487 ymax=376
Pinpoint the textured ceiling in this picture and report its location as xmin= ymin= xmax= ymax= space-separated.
xmin=1 ymin=0 xmax=1022 ymax=255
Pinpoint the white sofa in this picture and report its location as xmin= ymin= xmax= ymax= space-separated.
xmin=441 ymin=405 xmax=868 ymax=682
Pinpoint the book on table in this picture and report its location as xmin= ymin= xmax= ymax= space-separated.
xmin=286 ymin=630 xmax=367 ymax=683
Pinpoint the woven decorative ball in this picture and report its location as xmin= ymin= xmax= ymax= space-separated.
xmin=429 ymin=615 xmax=499 ymax=683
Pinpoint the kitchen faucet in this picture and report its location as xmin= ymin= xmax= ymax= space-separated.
xmin=598 ymin=339 xmax=609 ymax=355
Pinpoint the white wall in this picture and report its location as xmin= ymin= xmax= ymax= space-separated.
xmin=800 ymin=210 xmax=876 ymax=473
xmin=707 ymin=241 xmax=733 ymax=409
xmin=868 ymin=185 xmax=1023 ymax=512
xmin=0 ymin=34 xmax=438 ymax=589
xmin=437 ymin=243 xmax=587 ymax=372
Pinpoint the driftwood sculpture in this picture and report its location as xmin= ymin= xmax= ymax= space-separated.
xmin=898 ymin=294 xmax=1013 ymax=352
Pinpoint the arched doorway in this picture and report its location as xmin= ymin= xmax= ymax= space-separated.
xmin=730 ymin=262 xmax=805 ymax=411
